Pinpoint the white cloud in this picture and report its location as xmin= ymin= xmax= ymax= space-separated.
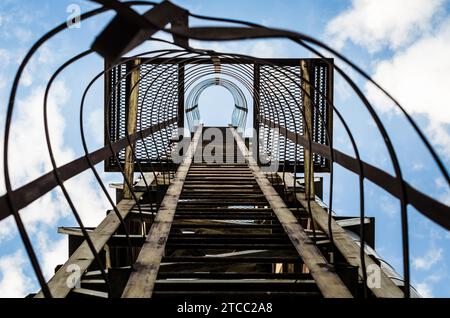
xmin=13 ymin=27 xmax=33 ymax=44
xmin=0 ymin=81 xmax=73 ymax=188
xmin=62 ymin=172 xmax=110 ymax=226
xmin=0 ymin=80 xmax=109 ymax=280
xmin=327 ymin=0 xmax=450 ymax=160
xmin=379 ymin=194 xmax=398 ymax=219
xmin=37 ymin=45 xmax=55 ymax=65
xmin=87 ymin=107 xmax=104 ymax=145
xmin=412 ymin=162 xmax=425 ymax=172
xmin=366 ymin=21 xmax=450 ymax=122
xmin=416 ymin=282 xmax=433 ymax=297
xmin=16 ymin=192 xmax=67 ymax=239
xmin=248 ymin=41 xmax=288 ymax=58
xmin=415 ymin=272 xmax=444 ymax=297
xmin=0 ymin=80 xmax=109 ymax=236
xmin=413 ymin=247 xmax=443 ymax=270
xmin=128 ymin=31 xmax=289 ymax=60
xmin=37 ymin=233 xmax=67 ymax=279
xmin=326 ymin=0 xmax=445 ymax=52
xmin=191 ymin=39 xmax=288 ymax=59
xmin=0 ymin=82 xmax=71 ymax=238
xmin=425 ymin=123 xmax=450 ymax=159
xmin=20 ymin=67 xmax=33 ymax=87
xmin=0 ymin=250 xmax=35 ymax=297
xmin=435 ymin=176 xmax=450 ymax=205
xmin=0 ymin=48 xmax=11 ymax=66
xmin=365 ymin=20 xmax=450 ymax=158
xmin=0 ymin=217 xmax=15 ymax=240
xmin=0 ymin=1 xmax=114 ymax=297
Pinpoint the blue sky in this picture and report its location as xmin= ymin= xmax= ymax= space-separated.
xmin=0 ymin=0 xmax=449 ymax=297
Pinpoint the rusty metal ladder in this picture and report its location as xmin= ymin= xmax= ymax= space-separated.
xmin=140 ymin=126 xmax=343 ymax=298
xmin=65 ymin=126 xmax=355 ymax=298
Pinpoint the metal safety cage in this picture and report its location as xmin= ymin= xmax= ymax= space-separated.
xmin=254 ymin=58 xmax=333 ymax=172
xmin=105 ymin=57 xmax=333 ymax=173
xmin=104 ymin=58 xmax=184 ymax=172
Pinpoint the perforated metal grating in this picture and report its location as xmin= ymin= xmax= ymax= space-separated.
xmin=311 ymin=62 xmax=330 ymax=167
xmin=104 ymin=58 xmax=331 ymax=172
xmin=259 ymin=65 xmax=304 ymax=164
xmin=105 ymin=61 xmax=180 ymax=171
xmin=258 ymin=60 xmax=331 ymax=171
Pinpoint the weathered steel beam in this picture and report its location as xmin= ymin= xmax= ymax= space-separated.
xmin=123 ymin=58 xmax=140 ymax=199
xmin=34 ymin=190 xmax=151 ymax=298
xmin=121 ymin=124 xmax=203 ymax=298
xmin=281 ymin=173 xmax=404 ymax=298
xmin=301 ymin=59 xmax=315 ymax=199
xmin=0 ymin=118 xmax=175 ymax=222
xmin=230 ymin=127 xmax=352 ymax=298
xmin=92 ymin=0 xmax=189 ymax=60
xmin=260 ymin=117 xmax=450 ymax=231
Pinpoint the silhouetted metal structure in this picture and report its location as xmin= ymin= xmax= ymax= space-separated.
xmin=0 ymin=0 xmax=448 ymax=298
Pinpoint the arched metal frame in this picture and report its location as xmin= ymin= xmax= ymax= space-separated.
xmin=0 ymin=0 xmax=448 ymax=298
xmin=105 ymin=57 xmax=331 ymax=173
xmin=185 ymin=77 xmax=248 ymax=132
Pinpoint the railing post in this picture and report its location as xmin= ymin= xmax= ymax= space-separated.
xmin=301 ymin=59 xmax=315 ymax=199
xmin=122 ymin=124 xmax=203 ymax=298
xmin=177 ymin=62 xmax=185 ymax=131
xmin=123 ymin=58 xmax=140 ymax=199
xmin=253 ymin=63 xmax=260 ymax=165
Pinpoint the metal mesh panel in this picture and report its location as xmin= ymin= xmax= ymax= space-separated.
xmin=311 ymin=62 xmax=329 ymax=167
xmin=258 ymin=60 xmax=331 ymax=171
xmin=106 ymin=63 xmax=127 ymax=168
xmin=104 ymin=58 xmax=330 ymax=172
xmin=106 ymin=62 xmax=179 ymax=171
xmin=259 ymin=65 xmax=303 ymax=164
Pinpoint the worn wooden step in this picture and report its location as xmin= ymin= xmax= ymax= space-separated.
xmin=80 ymin=279 xmax=108 ymax=292
xmin=167 ymin=237 xmax=292 ymax=244
xmin=69 ymin=288 xmax=108 ymax=299
xmin=175 ymin=208 xmax=273 ymax=212
xmin=188 ymin=168 xmax=251 ymax=171
xmin=173 ymin=214 xmax=277 ymax=220
xmin=189 ymin=169 xmax=248 ymax=171
xmin=104 ymin=235 xmax=323 ymax=248
xmin=170 ymin=223 xmax=284 ymax=229
xmin=184 ymin=181 xmax=256 ymax=185
xmin=186 ymin=174 xmax=253 ymax=178
xmin=177 ymin=200 xmax=269 ymax=205
xmin=190 ymin=166 xmax=249 ymax=169
xmin=180 ymin=190 xmax=264 ymax=194
xmin=162 ymin=256 xmax=301 ymax=263
xmin=165 ymin=243 xmax=296 ymax=250
xmin=179 ymin=194 xmax=267 ymax=199
xmin=169 ymin=232 xmax=288 ymax=240
xmin=153 ymin=279 xmax=319 ymax=292
xmin=182 ymin=184 xmax=259 ymax=188
xmin=183 ymin=181 xmax=258 ymax=185
xmin=152 ymin=291 xmax=321 ymax=297
xmin=156 ymin=272 xmax=312 ymax=280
